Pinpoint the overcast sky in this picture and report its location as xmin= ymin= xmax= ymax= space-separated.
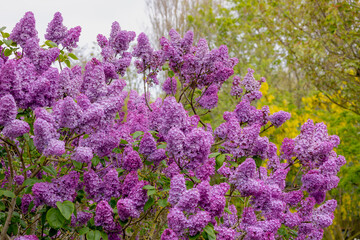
xmin=0 ymin=0 xmax=149 ymax=48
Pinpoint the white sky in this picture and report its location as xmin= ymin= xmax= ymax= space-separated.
xmin=0 ymin=0 xmax=149 ymax=48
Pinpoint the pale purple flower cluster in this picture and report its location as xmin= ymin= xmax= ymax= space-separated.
xmin=162 ymin=77 xmax=177 ymax=95
xmin=10 ymin=12 xmax=38 ymax=47
xmin=0 ymin=95 xmax=30 ymax=138
xmin=32 ymin=171 xmax=79 ymax=207
xmin=269 ymin=110 xmax=291 ymax=127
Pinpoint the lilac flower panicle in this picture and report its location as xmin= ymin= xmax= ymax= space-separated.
xmin=122 ymin=171 xmax=139 ymax=197
xmin=116 ymin=198 xmax=140 ymax=221
xmin=128 ymin=180 xmax=149 ymax=210
xmin=167 ymin=208 xmax=187 ymax=235
xmin=43 ymin=139 xmax=65 ymax=156
xmin=0 ymin=94 xmax=17 ymax=126
xmin=176 ymin=188 xmax=200 ymax=213
xmin=45 ymin=12 xmax=67 ymax=44
xmin=72 ymin=147 xmax=93 ymax=164
xmin=14 ymin=174 xmax=25 ymax=186
xmin=2 ymin=120 xmax=30 ymax=138
xmin=162 ymin=77 xmax=177 ymax=95
xmin=94 ymin=200 xmax=114 ymax=227
xmin=103 ymin=168 xmax=121 ymax=200
xmin=168 ymin=174 xmax=186 ymax=206
xmin=268 ymin=111 xmax=291 ymax=127
xmin=122 ymin=148 xmax=143 ymax=171
xmin=139 ymin=132 xmax=157 ymax=156
xmin=62 ymin=26 xmax=81 ymax=51
xmin=196 ymin=84 xmax=219 ymax=110
xmin=10 ymin=12 xmax=38 ymax=47
xmin=188 ymin=211 xmax=211 ymax=236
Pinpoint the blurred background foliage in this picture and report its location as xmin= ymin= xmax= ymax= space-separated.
xmin=145 ymin=0 xmax=360 ymax=239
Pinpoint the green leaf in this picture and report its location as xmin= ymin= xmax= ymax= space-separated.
xmin=101 ymin=232 xmax=108 ymax=240
xmin=157 ymin=143 xmax=167 ymax=149
xmin=208 ymin=152 xmax=221 ymax=158
xmin=68 ymin=52 xmax=78 ymax=60
xmin=64 ymin=59 xmax=71 ymax=68
xmin=87 ymin=230 xmax=101 ymax=240
xmin=147 ymin=189 xmax=156 ymax=196
xmin=46 ymin=208 xmax=66 ymax=229
xmin=0 ymin=190 xmax=15 ymax=198
xmin=144 ymin=160 xmax=153 ymax=166
xmin=224 ymin=207 xmax=232 ymax=214
xmin=168 ymin=70 xmax=175 ymax=77
xmin=120 ymin=139 xmax=128 ymax=145
xmin=158 ymin=198 xmax=168 ymax=207
xmin=42 ymin=165 xmax=57 ymax=177
xmin=0 ymin=26 xmax=6 ymax=32
xmin=253 ymin=156 xmax=262 ymax=168
xmin=112 ymin=148 xmax=121 ymax=153
xmin=1 ymin=32 xmax=10 ymax=38
xmin=3 ymin=39 xmax=12 ymax=47
xmin=203 ymin=224 xmax=216 ymax=240
xmin=23 ymin=178 xmax=43 ymax=186
xmin=83 ymin=134 xmax=89 ymax=139
xmin=92 ymin=156 xmax=100 ymax=167
xmin=144 ymin=197 xmax=155 ymax=211
xmin=143 ymin=185 xmax=155 ymax=190
xmin=72 ymin=160 xmax=83 ymax=170
xmin=56 ymin=201 xmax=74 ymax=220
xmin=4 ymin=49 xmax=12 ymax=57
xmin=132 ymin=131 xmax=143 ymax=139
xmin=0 ymin=201 xmax=5 ymax=211
xmin=78 ymin=227 xmax=89 ymax=235
xmin=189 ymin=232 xmax=201 ymax=240
xmin=45 ymin=40 xmax=57 ymax=48
xmin=215 ymin=154 xmax=226 ymax=169
xmin=119 ymin=219 xmax=128 ymax=227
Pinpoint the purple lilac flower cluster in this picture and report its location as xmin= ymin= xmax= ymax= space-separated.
xmin=0 ymin=12 xmax=346 ymax=240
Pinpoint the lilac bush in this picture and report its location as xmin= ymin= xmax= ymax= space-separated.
xmin=0 ymin=11 xmax=346 ymax=240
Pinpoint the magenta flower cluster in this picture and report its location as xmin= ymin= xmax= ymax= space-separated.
xmin=0 ymin=11 xmax=346 ymax=240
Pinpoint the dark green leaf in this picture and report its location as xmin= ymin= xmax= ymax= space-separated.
xmin=92 ymin=156 xmax=100 ymax=167
xmin=4 ymin=49 xmax=12 ymax=57
xmin=42 ymin=165 xmax=57 ymax=177
xmin=204 ymin=224 xmax=216 ymax=240
xmin=0 ymin=190 xmax=15 ymax=198
xmin=168 ymin=71 xmax=175 ymax=77
xmin=144 ymin=197 xmax=154 ymax=211
xmin=56 ymin=201 xmax=74 ymax=220
xmin=0 ymin=201 xmax=5 ymax=211
xmin=101 ymin=232 xmax=108 ymax=240
xmin=72 ymin=160 xmax=83 ymax=170
xmin=46 ymin=208 xmax=66 ymax=229
xmin=112 ymin=148 xmax=121 ymax=153
xmin=78 ymin=227 xmax=89 ymax=235
xmin=189 ymin=232 xmax=201 ymax=240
